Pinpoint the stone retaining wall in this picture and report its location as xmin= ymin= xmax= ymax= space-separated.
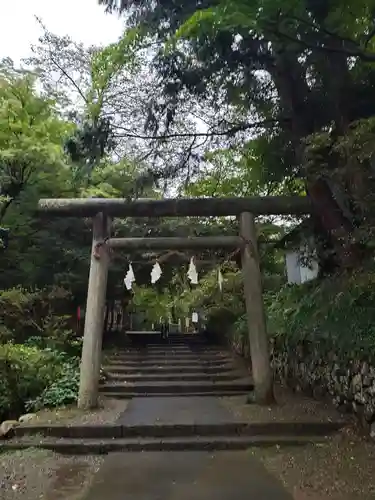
xmin=270 ymin=338 xmax=375 ymax=435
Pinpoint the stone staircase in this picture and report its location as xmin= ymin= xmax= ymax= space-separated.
xmin=0 ymin=333 xmax=345 ymax=454
xmin=101 ymin=335 xmax=253 ymax=397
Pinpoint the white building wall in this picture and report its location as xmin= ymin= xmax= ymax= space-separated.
xmin=285 ymin=251 xmax=301 ymax=284
xmin=300 ymin=257 xmax=319 ymax=283
xmin=285 ymin=242 xmax=319 ymax=285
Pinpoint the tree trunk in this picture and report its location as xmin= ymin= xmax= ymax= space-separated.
xmin=270 ymin=48 xmax=361 ymax=269
xmin=307 ymin=178 xmax=362 ymax=268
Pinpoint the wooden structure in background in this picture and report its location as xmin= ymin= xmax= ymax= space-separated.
xmin=38 ymin=196 xmax=311 ymax=409
xmin=38 ymin=196 xmax=310 ymax=218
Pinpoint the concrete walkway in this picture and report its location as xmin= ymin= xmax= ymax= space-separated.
xmin=85 ymin=451 xmax=292 ymax=500
xmin=83 ymin=334 xmax=292 ymax=499
xmin=117 ymin=396 xmax=237 ymax=425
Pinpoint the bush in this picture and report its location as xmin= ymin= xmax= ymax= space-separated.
xmin=25 ymin=331 xmax=83 ymax=358
xmin=0 ymin=285 xmax=81 ymax=420
xmin=0 ymin=288 xmax=40 ymax=342
xmin=27 ymin=361 xmax=80 ymax=411
xmin=0 ymin=343 xmax=79 ymax=420
xmin=265 ymin=267 xmax=375 ymax=360
xmin=0 ymin=286 xmax=73 ymax=344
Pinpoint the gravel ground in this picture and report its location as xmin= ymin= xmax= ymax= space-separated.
xmin=222 ymin=383 xmax=375 ymax=498
xmin=0 ymin=449 xmax=103 ymax=500
xmin=221 ymin=383 xmax=350 ymax=423
xmin=251 ymin=434 xmax=375 ymax=499
xmin=0 ymin=398 xmax=129 ymax=499
xmin=29 ymin=397 xmax=129 ymax=426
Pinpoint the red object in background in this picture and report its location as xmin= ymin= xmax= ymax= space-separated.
xmin=77 ymin=306 xmax=81 ymax=333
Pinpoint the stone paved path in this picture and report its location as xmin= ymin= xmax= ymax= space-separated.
xmin=83 ymin=334 xmax=292 ymax=499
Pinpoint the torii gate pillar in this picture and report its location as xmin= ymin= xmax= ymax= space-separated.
xmin=239 ymin=212 xmax=274 ymax=404
xmin=78 ymin=213 xmax=111 ymax=410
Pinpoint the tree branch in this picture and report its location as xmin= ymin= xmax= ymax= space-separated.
xmin=112 ymin=119 xmax=281 ymax=140
xmin=364 ymin=27 xmax=375 ymax=48
xmin=271 ymin=23 xmax=375 ymax=62
xmin=49 ymin=55 xmax=88 ymax=104
xmin=281 ymin=15 xmax=361 ymax=46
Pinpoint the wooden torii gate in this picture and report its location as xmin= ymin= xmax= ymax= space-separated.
xmin=38 ymin=196 xmax=311 ymax=409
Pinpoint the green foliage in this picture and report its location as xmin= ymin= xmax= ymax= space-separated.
xmin=82 ymin=160 xmax=139 ymax=198
xmin=178 ymin=263 xmax=244 ymax=318
xmin=173 ymin=1 xmax=256 ymax=42
xmin=180 ymin=264 xmax=245 ymax=336
xmin=3 ymin=2 xmax=375 ymax=419
xmin=185 ymin=139 xmax=305 ymax=198
xmin=27 ymin=360 xmax=80 ymax=412
xmin=131 ymin=286 xmax=174 ymax=323
xmin=0 ymin=285 xmax=81 ymax=419
xmin=0 ymin=343 xmax=79 ymax=420
xmin=88 ymin=29 xmax=142 ymax=121
xmin=100 ymin=0 xmax=375 ymax=269
xmin=0 ymin=286 xmax=73 ymax=344
xmin=0 ymin=288 xmax=39 ymax=341
xmin=24 ymin=331 xmax=83 ymax=358
xmin=0 ymin=31 xmax=167 ymax=419
xmin=304 ymin=117 xmax=375 ymax=241
xmin=0 ymin=64 xmax=73 ymax=223
xmin=265 ymin=266 xmax=375 ymax=359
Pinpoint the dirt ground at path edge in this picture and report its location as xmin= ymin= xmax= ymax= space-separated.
xmin=222 ymin=384 xmax=375 ymax=499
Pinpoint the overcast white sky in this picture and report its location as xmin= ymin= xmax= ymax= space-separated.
xmin=0 ymin=0 xmax=124 ymax=63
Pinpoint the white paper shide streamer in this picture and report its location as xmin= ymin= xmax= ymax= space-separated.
xmin=187 ymin=257 xmax=198 ymax=284
xmin=151 ymin=261 xmax=162 ymax=284
xmin=124 ymin=263 xmax=136 ymax=290
xmin=218 ymin=268 xmax=223 ymax=291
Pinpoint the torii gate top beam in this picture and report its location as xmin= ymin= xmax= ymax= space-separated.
xmin=38 ymin=196 xmax=311 ymax=218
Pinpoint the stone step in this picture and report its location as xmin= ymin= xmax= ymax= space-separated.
xmin=111 ymin=347 xmax=223 ymax=353
xmin=102 ymin=365 xmax=237 ymax=375
xmin=106 ymin=353 xmax=229 ymax=363
xmin=129 ymin=340 xmax=197 ymax=347
xmin=105 ymin=359 xmax=232 ymax=366
xmin=139 ymin=349 xmax=196 ymax=353
xmin=110 ymin=346 xmax=194 ymax=351
xmin=128 ymin=341 xmax=193 ymax=347
xmin=100 ymin=380 xmax=253 ymax=395
xmin=108 ymin=354 xmax=229 ymax=361
xmin=106 ymin=372 xmax=245 ymax=382
xmin=142 ymin=343 xmax=206 ymax=352
xmin=137 ymin=344 xmax=210 ymax=350
xmin=144 ymin=339 xmax=198 ymax=343
xmin=101 ymin=390 xmax=250 ymax=398
xmin=1 ymin=435 xmax=332 ymax=454
xmin=107 ymin=352 xmax=229 ymax=359
xmin=142 ymin=352 xmax=223 ymax=358
xmin=126 ymin=334 xmax=198 ymax=338
xmin=14 ymin=421 xmax=344 ymax=439
xmin=146 ymin=342 xmax=206 ymax=346
xmin=153 ymin=341 xmax=206 ymax=344
xmin=106 ymin=359 xmax=232 ymax=366
xmin=104 ymin=359 xmax=230 ymax=367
